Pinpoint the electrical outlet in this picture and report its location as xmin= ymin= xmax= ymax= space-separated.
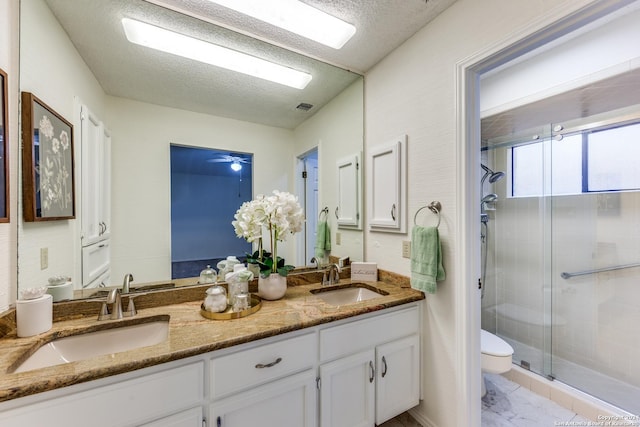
xmin=402 ymin=240 xmax=411 ymax=258
xmin=40 ymin=247 xmax=49 ymax=270
xmin=335 ymin=232 xmax=341 ymax=245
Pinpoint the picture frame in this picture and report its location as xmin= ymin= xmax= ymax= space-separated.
xmin=21 ymin=92 xmax=75 ymax=221
xmin=0 ymin=68 xmax=8 ymax=222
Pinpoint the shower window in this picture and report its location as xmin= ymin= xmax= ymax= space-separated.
xmin=510 ymin=121 xmax=640 ymax=197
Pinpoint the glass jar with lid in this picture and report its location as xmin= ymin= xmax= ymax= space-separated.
xmin=199 ymin=265 xmax=217 ymax=284
xmin=204 ymin=285 xmax=227 ymax=312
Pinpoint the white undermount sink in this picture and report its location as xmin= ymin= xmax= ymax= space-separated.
xmin=311 ymin=284 xmax=387 ymax=306
xmin=13 ymin=316 xmax=169 ymax=373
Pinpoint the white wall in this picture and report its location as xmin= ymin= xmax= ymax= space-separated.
xmin=363 ymin=0 xmax=595 ymax=425
xmin=106 ymin=96 xmax=296 ymax=284
xmin=481 ymin=4 xmax=640 ymax=116
xmin=18 ymin=0 xmax=105 ymax=292
xmin=294 ymin=78 xmax=364 ymax=264
xmin=0 ymin=0 xmax=19 ymax=311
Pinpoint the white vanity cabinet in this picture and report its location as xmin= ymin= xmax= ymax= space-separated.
xmin=210 ymin=332 xmax=317 ymax=427
xmin=0 ymin=360 xmax=205 ymax=427
xmin=318 ymin=305 xmax=420 ymax=427
xmin=0 ymin=303 xmax=420 ymax=427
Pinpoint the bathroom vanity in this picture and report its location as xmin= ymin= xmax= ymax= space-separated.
xmin=0 ymin=275 xmax=423 ymax=427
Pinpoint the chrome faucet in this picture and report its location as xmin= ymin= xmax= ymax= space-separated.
xmin=322 ymin=264 xmax=341 ymax=286
xmin=310 ymin=257 xmax=320 ymax=269
xmin=98 ymin=288 xmax=123 ymax=320
xmin=122 ymin=273 xmax=134 ymax=293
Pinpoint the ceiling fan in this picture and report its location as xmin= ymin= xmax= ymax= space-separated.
xmin=206 ymin=154 xmax=251 ymax=171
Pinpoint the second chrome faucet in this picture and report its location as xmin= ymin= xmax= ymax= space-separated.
xmin=322 ymin=264 xmax=341 ymax=286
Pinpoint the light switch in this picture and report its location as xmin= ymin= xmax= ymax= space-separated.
xmin=402 ymin=241 xmax=411 ymax=258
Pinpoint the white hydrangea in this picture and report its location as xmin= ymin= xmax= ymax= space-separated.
xmin=232 ymin=190 xmax=305 ymax=275
xmin=232 ymin=195 xmax=268 ymax=242
xmin=265 ymin=190 xmax=304 ymax=241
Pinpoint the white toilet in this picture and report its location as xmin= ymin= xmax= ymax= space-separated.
xmin=480 ymin=329 xmax=514 ymax=397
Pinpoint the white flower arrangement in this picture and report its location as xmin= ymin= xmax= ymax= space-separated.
xmin=232 ymin=190 xmax=304 ymax=277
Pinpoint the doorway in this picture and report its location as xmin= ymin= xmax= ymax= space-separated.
xmin=170 ymin=145 xmax=252 ymax=278
xmin=296 ymin=148 xmax=319 ymax=266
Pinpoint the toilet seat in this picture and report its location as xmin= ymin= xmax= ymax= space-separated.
xmin=481 ymin=329 xmax=513 ymax=357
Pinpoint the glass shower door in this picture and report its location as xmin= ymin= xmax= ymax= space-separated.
xmin=548 ymin=118 xmax=640 ymax=415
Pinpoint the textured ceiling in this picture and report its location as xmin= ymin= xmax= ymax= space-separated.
xmin=43 ymin=0 xmax=457 ymax=129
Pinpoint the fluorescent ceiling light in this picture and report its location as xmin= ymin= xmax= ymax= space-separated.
xmin=207 ymin=0 xmax=356 ymax=49
xmin=121 ymin=18 xmax=312 ymax=89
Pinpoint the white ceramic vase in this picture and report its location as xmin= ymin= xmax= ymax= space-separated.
xmin=258 ymin=273 xmax=287 ymax=300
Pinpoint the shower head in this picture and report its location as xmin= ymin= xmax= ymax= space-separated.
xmin=481 ymin=193 xmax=498 ymax=204
xmin=488 ymin=171 xmax=505 ymax=183
xmin=481 ymin=164 xmax=506 ymax=186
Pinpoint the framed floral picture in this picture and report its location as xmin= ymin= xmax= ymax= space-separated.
xmin=0 ymin=68 xmax=8 ymax=222
xmin=21 ymin=92 xmax=75 ymax=221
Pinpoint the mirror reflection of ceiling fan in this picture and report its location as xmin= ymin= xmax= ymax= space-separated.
xmin=206 ymin=154 xmax=251 ymax=171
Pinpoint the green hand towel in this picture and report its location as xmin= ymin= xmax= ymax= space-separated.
xmin=410 ymin=225 xmax=445 ymax=294
xmin=314 ymin=220 xmax=331 ymax=258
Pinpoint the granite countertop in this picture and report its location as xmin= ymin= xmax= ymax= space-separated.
xmin=0 ymin=271 xmax=423 ymax=403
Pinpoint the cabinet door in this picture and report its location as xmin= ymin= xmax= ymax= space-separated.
xmin=211 ymin=370 xmax=316 ymax=427
xmin=319 ymin=349 xmax=375 ymax=427
xmin=336 ymin=153 xmax=361 ymax=229
xmin=81 ymin=106 xmax=102 ymax=245
xmin=367 ymin=136 xmax=406 ymax=233
xmin=375 ymin=335 xmax=420 ymax=425
xmin=80 ymin=105 xmax=111 ymax=246
xmin=100 ymin=127 xmax=111 ymax=237
xmin=140 ymin=407 xmax=203 ymax=427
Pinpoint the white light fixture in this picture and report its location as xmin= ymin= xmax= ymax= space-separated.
xmin=230 ymin=161 xmax=242 ymax=172
xmin=121 ymin=18 xmax=312 ymax=89
xmin=207 ymin=0 xmax=356 ymax=49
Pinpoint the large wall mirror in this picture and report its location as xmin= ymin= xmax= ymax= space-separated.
xmin=18 ymin=0 xmax=364 ymax=300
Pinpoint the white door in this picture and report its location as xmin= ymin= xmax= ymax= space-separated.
xmin=319 ymin=349 xmax=375 ymax=427
xmin=375 ymin=335 xmax=420 ymax=424
xmin=211 ymin=370 xmax=316 ymax=427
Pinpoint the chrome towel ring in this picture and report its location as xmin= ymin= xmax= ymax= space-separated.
xmin=413 ymin=201 xmax=441 ymax=228
xmin=319 ymin=206 xmax=329 ymax=220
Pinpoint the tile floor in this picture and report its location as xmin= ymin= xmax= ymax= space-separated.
xmin=482 ymin=373 xmax=592 ymax=426
xmin=379 ymin=373 xmax=595 ymax=427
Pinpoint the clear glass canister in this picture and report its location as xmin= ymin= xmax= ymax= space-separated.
xmin=199 ymin=265 xmax=217 ymax=284
xmin=232 ymin=292 xmax=250 ymax=312
xmin=204 ymin=285 xmax=227 ymax=312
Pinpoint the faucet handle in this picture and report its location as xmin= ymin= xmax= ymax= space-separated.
xmin=97 ymin=300 xmax=110 ymax=321
xmin=124 ymin=295 xmax=137 ymax=317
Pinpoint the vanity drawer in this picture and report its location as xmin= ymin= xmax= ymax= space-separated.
xmin=319 ymin=305 xmax=419 ymax=362
xmin=210 ymin=332 xmax=317 ymax=400
xmin=82 ymin=240 xmax=110 ymax=285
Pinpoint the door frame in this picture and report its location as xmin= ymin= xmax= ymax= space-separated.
xmin=295 ymin=147 xmax=319 ymax=266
